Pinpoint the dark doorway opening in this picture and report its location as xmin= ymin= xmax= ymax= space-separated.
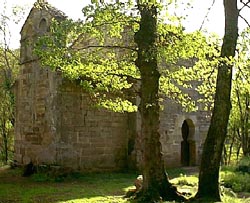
xmin=181 ymin=119 xmax=196 ymax=166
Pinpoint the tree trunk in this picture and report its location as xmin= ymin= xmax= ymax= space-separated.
xmin=3 ymin=132 xmax=8 ymax=164
xmin=134 ymin=4 xmax=184 ymax=202
xmin=237 ymin=143 xmax=241 ymax=162
xmin=222 ymin=145 xmax=227 ymax=165
xmin=242 ymin=96 xmax=250 ymax=155
xmin=1 ymin=121 xmax=8 ymax=165
xmin=228 ymin=136 xmax=235 ymax=165
xmin=195 ymin=0 xmax=238 ymax=201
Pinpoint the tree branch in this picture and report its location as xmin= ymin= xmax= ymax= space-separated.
xmin=239 ymin=14 xmax=250 ymax=27
xmin=72 ymin=44 xmax=137 ymax=52
xmin=68 ymin=23 xmax=137 ymax=50
xmin=199 ymin=0 xmax=216 ymax=31
xmin=239 ymin=0 xmax=250 ymax=12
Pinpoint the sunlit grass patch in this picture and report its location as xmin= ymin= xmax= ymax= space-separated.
xmin=1 ymin=166 xmax=250 ymax=202
xmin=0 ymin=167 xmax=137 ymax=203
xmin=56 ymin=196 xmax=127 ymax=203
xmin=166 ymin=167 xmax=187 ymax=179
xmin=222 ymin=195 xmax=250 ymax=203
xmin=170 ymin=174 xmax=198 ymax=199
xmin=170 ymin=174 xmax=198 ymax=186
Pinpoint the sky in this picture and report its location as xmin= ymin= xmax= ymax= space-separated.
xmin=2 ymin=0 xmax=249 ymax=49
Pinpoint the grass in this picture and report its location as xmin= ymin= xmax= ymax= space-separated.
xmin=0 ymin=166 xmax=250 ymax=203
xmin=0 ymin=167 xmax=136 ymax=203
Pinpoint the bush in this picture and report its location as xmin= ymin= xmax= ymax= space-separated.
xmin=236 ymin=156 xmax=250 ymax=173
xmin=31 ymin=173 xmax=50 ymax=182
xmin=29 ymin=164 xmax=75 ymax=182
xmin=221 ymin=170 xmax=250 ymax=192
xmin=239 ymin=156 xmax=250 ymax=165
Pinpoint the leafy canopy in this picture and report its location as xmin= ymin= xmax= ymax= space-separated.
xmin=35 ymin=0 xmax=220 ymax=112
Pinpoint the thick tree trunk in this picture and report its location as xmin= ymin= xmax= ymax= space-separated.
xmin=195 ymin=0 xmax=238 ymax=201
xmin=134 ymin=4 xmax=184 ymax=202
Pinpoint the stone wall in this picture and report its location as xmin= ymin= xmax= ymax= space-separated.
xmin=14 ymin=2 xmax=132 ymax=171
xmin=14 ymin=1 xmax=211 ymax=171
xmin=14 ymin=61 xmax=58 ymax=165
xmin=133 ymin=96 xmax=210 ymax=169
xmin=15 ymin=63 xmax=131 ymax=171
xmin=159 ymin=100 xmax=210 ymax=168
xmin=54 ymin=81 xmax=130 ymax=171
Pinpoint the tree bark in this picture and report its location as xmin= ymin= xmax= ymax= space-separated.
xmin=3 ymin=131 xmax=8 ymax=164
xmin=134 ymin=4 xmax=185 ymax=202
xmin=1 ymin=117 xmax=8 ymax=164
xmin=239 ymin=93 xmax=250 ymax=156
xmin=195 ymin=0 xmax=238 ymax=201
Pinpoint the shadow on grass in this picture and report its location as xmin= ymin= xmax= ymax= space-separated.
xmin=0 ymin=167 xmax=138 ymax=203
xmin=0 ymin=166 xmax=204 ymax=203
xmin=0 ymin=168 xmax=246 ymax=203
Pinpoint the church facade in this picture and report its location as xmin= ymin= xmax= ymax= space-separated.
xmin=14 ymin=1 xmax=211 ymax=171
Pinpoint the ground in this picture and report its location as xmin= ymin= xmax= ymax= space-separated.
xmin=0 ymin=166 xmax=135 ymax=203
xmin=0 ymin=166 xmax=250 ymax=203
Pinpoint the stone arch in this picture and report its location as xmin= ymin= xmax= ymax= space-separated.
xmin=39 ymin=18 xmax=47 ymax=33
xmin=181 ymin=119 xmax=196 ymax=166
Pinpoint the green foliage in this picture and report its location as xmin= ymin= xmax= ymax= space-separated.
xmin=170 ymin=174 xmax=198 ymax=187
xmin=221 ymin=170 xmax=250 ymax=193
xmin=35 ymin=1 xmax=220 ymax=113
xmin=1 ymin=167 xmax=250 ymax=202
xmin=35 ymin=2 xmax=140 ymax=112
xmin=0 ymin=167 xmax=137 ymax=203
xmin=221 ymin=195 xmax=247 ymax=203
xmin=98 ymin=98 xmax=137 ymax=112
xmin=238 ymin=156 xmax=250 ymax=168
xmin=221 ymin=165 xmax=238 ymax=173
xmin=165 ymin=167 xmax=186 ymax=179
xmin=0 ymin=0 xmax=20 ymax=164
xmin=159 ymin=32 xmax=220 ymax=111
xmin=227 ymin=27 xmax=250 ymax=157
xmin=0 ymin=47 xmax=19 ymax=163
xmin=31 ymin=172 xmax=51 ymax=182
xmin=221 ymin=158 xmax=250 ymax=193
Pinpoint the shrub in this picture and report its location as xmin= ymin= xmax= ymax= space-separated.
xmin=236 ymin=156 xmax=250 ymax=173
xmin=29 ymin=164 xmax=75 ymax=182
xmin=221 ymin=171 xmax=250 ymax=192
xmin=239 ymin=156 xmax=250 ymax=166
xmin=31 ymin=173 xmax=50 ymax=182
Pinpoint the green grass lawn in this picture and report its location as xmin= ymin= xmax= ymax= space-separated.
xmin=0 ymin=166 xmax=250 ymax=203
xmin=0 ymin=166 xmax=137 ymax=203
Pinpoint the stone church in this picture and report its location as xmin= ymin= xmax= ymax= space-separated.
xmin=14 ymin=0 xmax=211 ymax=171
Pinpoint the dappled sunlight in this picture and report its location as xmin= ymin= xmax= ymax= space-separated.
xmin=170 ymin=175 xmax=198 ymax=199
xmin=221 ymin=195 xmax=250 ymax=203
xmin=2 ymin=167 xmax=250 ymax=202
xmin=170 ymin=175 xmax=198 ymax=186
xmin=122 ymin=185 xmax=135 ymax=193
xmin=56 ymin=195 xmax=128 ymax=203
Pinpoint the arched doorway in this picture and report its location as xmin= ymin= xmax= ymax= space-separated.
xmin=181 ymin=119 xmax=196 ymax=166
